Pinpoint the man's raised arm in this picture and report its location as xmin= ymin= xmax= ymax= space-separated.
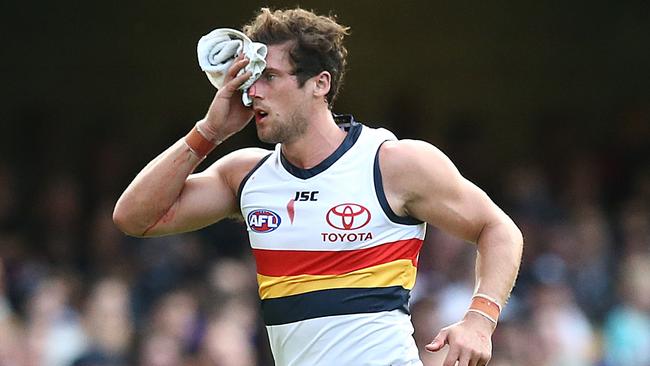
xmin=113 ymin=56 xmax=266 ymax=237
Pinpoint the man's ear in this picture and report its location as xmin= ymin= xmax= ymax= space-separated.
xmin=313 ymin=71 xmax=331 ymax=98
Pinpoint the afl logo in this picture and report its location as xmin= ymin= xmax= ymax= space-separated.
xmin=248 ymin=209 xmax=281 ymax=233
xmin=326 ymin=203 xmax=371 ymax=230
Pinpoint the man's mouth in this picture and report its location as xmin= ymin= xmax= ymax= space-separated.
xmin=254 ymin=109 xmax=269 ymax=122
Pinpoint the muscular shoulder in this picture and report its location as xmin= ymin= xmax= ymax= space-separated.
xmin=379 ymin=139 xmax=462 ymax=187
xmin=378 ymin=139 xmax=464 ymax=217
xmin=203 ymin=147 xmax=271 ymax=195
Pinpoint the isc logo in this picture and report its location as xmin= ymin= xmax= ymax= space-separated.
xmin=247 ymin=209 xmax=281 ymax=233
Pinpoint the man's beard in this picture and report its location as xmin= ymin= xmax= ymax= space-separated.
xmin=257 ymin=109 xmax=308 ymax=144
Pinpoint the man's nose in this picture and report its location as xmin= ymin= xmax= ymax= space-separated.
xmin=248 ymin=84 xmax=257 ymax=98
xmin=248 ymin=78 xmax=264 ymax=99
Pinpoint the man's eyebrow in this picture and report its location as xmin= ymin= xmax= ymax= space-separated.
xmin=263 ymin=67 xmax=294 ymax=74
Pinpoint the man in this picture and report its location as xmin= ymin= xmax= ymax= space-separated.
xmin=114 ymin=7 xmax=523 ymax=366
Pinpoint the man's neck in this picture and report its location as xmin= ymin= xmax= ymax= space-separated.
xmin=280 ymin=109 xmax=347 ymax=169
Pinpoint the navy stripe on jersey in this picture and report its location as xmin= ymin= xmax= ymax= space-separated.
xmin=237 ymin=153 xmax=273 ymax=208
xmin=261 ymin=286 xmax=411 ymax=326
xmin=280 ymin=122 xmax=363 ymax=179
xmin=373 ymin=142 xmax=423 ymax=225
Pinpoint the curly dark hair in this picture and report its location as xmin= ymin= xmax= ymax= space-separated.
xmin=243 ymin=8 xmax=350 ymax=107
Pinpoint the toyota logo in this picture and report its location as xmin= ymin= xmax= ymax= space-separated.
xmin=326 ymin=203 xmax=371 ymax=230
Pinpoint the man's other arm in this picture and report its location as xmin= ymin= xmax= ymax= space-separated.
xmin=379 ymin=139 xmax=523 ymax=366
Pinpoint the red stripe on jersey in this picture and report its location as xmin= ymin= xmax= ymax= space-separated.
xmin=252 ymin=238 xmax=423 ymax=276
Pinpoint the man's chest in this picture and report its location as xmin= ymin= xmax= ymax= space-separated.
xmin=241 ymin=181 xmax=383 ymax=251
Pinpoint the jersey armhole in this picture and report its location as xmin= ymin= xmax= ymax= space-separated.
xmin=373 ymin=142 xmax=423 ymax=225
xmin=237 ymin=153 xmax=273 ymax=209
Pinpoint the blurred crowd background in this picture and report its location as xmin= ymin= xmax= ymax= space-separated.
xmin=1 ymin=1 xmax=649 ymax=365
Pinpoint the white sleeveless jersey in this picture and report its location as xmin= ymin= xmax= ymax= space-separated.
xmin=239 ymin=117 xmax=426 ymax=366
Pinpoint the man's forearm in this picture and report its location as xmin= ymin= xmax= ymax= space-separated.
xmin=113 ymin=138 xmax=204 ymax=236
xmin=473 ymin=218 xmax=523 ymax=310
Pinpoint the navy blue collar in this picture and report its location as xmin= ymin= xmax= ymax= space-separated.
xmin=280 ymin=115 xmax=362 ymax=179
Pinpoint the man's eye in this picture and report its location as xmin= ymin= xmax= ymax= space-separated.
xmin=265 ymin=74 xmax=276 ymax=81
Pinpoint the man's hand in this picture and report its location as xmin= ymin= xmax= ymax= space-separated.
xmin=425 ymin=312 xmax=495 ymax=366
xmin=200 ymin=54 xmax=255 ymax=142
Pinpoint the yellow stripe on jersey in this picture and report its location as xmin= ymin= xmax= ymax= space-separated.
xmin=257 ymin=259 xmax=417 ymax=299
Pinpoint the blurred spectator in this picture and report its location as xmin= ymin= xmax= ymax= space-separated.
xmin=617 ymin=184 xmax=650 ymax=257
xmin=138 ymin=333 xmax=184 ymax=366
xmin=567 ymin=204 xmax=615 ymax=321
xmin=85 ymin=200 xmax=133 ymax=278
xmin=146 ymin=288 xmax=202 ymax=355
xmin=72 ymin=277 xmax=133 ymax=366
xmin=198 ymin=294 xmax=259 ymax=366
xmin=130 ymin=233 xmax=207 ymax=324
xmin=39 ymin=174 xmax=84 ymax=261
xmin=24 ymin=273 xmax=87 ymax=366
xmin=529 ymin=281 xmax=597 ymax=366
xmin=412 ymin=227 xmax=475 ymax=304
xmin=0 ymin=259 xmax=27 ymax=366
xmin=203 ymin=258 xmax=271 ymax=366
xmin=206 ymin=258 xmax=259 ymax=297
xmin=602 ymin=253 xmax=650 ymax=365
xmin=504 ymin=163 xmax=561 ymax=223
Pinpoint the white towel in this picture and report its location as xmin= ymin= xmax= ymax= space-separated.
xmin=197 ymin=28 xmax=267 ymax=106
